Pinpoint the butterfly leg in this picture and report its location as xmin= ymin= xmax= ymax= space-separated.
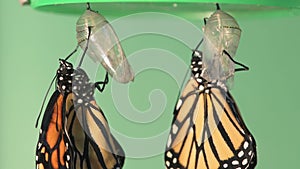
xmin=78 ymin=26 xmax=92 ymax=67
xmin=95 ymin=72 xmax=109 ymax=92
xmin=222 ymin=50 xmax=249 ymax=72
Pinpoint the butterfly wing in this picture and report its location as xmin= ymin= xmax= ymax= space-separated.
xmin=36 ymin=90 xmax=72 ymax=169
xmin=165 ymin=78 xmax=256 ymax=169
xmin=65 ymin=93 xmax=125 ymax=169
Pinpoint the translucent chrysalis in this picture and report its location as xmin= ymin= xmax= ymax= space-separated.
xmin=202 ymin=3 xmax=242 ymax=88
xmin=76 ymin=4 xmax=134 ymax=83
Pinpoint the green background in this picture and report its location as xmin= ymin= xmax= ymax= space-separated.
xmin=1 ymin=1 xmax=300 ymax=169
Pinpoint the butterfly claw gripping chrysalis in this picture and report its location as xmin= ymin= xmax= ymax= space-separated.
xmin=165 ymin=4 xmax=257 ymax=169
xmin=76 ymin=3 xmax=134 ymax=83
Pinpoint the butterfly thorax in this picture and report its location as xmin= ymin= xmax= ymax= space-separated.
xmin=191 ymin=50 xmax=206 ymax=83
xmin=191 ymin=50 xmax=228 ymax=92
xmin=72 ymin=68 xmax=95 ymax=105
xmin=57 ymin=59 xmax=74 ymax=94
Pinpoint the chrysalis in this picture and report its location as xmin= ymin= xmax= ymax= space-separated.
xmin=76 ymin=3 xmax=134 ymax=83
xmin=202 ymin=3 xmax=243 ymax=88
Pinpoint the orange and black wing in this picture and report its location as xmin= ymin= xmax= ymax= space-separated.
xmin=65 ymin=68 xmax=125 ymax=169
xmin=36 ymin=90 xmax=73 ymax=169
xmin=165 ymin=78 xmax=256 ymax=169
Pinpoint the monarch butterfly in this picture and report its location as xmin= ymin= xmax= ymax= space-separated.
xmin=35 ymin=54 xmax=75 ymax=169
xmin=164 ymin=4 xmax=257 ymax=169
xmin=36 ymin=50 xmax=125 ymax=169
xmin=76 ymin=3 xmax=134 ymax=83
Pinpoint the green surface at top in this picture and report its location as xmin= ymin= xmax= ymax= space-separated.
xmin=30 ymin=0 xmax=300 ymax=8
xmin=29 ymin=0 xmax=300 ymax=19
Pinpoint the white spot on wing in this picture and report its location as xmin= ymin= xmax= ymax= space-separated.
xmin=38 ymin=142 xmax=42 ymax=149
xmin=173 ymin=158 xmax=177 ymax=163
xmin=166 ymin=151 xmax=173 ymax=158
xmin=166 ymin=161 xmax=170 ymax=167
xmin=242 ymin=158 xmax=248 ymax=165
xmin=232 ymin=160 xmax=239 ymax=165
xmin=196 ymin=78 xmax=202 ymax=83
xmin=167 ymin=135 xmax=172 ymax=147
xmin=223 ymin=163 xmax=228 ymax=168
xmin=199 ymin=85 xmax=204 ymax=91
xmin=172 ymin=125 xmax=178 ymax=134
xmin=243 ymin=141 xmax=249 ymax=149
xmin=238 ymin=150 xmax=244 ymax=157
xmin=241 ymin=129 xmax=245 ymax=134
xmin=176 ymin=99 xmax=182 ymax=110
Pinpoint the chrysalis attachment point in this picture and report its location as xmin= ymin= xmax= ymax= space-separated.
xmin=19 ymin=0 xmax=30 ymax=6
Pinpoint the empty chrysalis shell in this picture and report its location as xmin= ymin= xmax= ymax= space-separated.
xmin=202 ymin=5 xmax=241 ymax=88
xmin=76 ymin=9 xmax=134 ymax=83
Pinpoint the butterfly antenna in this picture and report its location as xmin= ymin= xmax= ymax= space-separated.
xmin=35 ymin=74 xmax=57 ymax=128
xmin=194 ymin=38 xmax=203 ymax=51
xmin=64 ymin=45 xmax=79 ymax=61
